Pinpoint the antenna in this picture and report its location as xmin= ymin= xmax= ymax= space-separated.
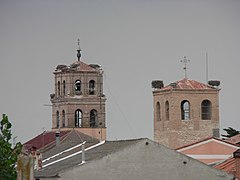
xmin=77 ymin=38 xmax=81 ymax=61
xmin=180 ymin=56 xmax=190 ymax=78
xmin=206 ymin=52 xmax=209 ymax=83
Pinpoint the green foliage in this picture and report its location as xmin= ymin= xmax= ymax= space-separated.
xmin=0 ymin=114 xmax=22 ymax=180
xmin=222 ymin=127 xmax=240 ymax=138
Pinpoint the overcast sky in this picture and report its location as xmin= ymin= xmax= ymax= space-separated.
xmin=0 ymin=0 xmax=240 ymax=143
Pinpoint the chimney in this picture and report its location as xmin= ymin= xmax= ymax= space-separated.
xmin=212 ymin=128 xmax=220 ymax=138
xmin=82 ymin=141 xmax=86 ymax=164
xmin=233 ymin=149 xmax=240 ymax=179
xmin=55 ymin=130 xmax=60 ymax=146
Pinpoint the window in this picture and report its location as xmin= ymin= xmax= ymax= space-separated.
xmin=201 ymin=100 xmax=212 ymax=120
xmin=90 ymin=109 xmax=97 ymax=127
xmin=56 ymin=111 xmax=60 ymax=128
xmin=165 ymin=101 xmax=169 ymax=120
xmin=75 ymin=80 xmax=81 ymax=92
xmin=89 ymin=80 xmax=95 ymax=95
xmin=63 ymin=80 xmax=66 ymax=96
xmin=156 ymin=102 xmax=161 ymax=121
xmin=181 ymin=100 xmax=190 ymax=120
xmin=62 ymin=110 xmax=65 ymax=127
xmin=75 ymin=109 xmax=82 ymax=127
xmin=57 ymin=81 xmax=60 ymax=96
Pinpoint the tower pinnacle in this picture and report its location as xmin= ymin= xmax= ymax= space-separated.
xmin=180 ymin=56 xmax=190 ymax=78
xmin=77 ymin=39 xmax=81 ymax=61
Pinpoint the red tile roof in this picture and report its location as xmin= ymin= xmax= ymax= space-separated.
xmin=226 ymin=134 xmax=240 ymax=144
xmin=160 ymin=78 xmax=217 ymax=91
xmin=214 ymin=157 xmax=236 ymax=175
xmin=24 ymin=131 xmax=70 ymax=151
xmin=176 ymin=137 xmax=239 ymax=150
xmin=71 ymin=60 xmax=98 ymax=72
xmin=54 ymin=60 xmax=100 ymax=73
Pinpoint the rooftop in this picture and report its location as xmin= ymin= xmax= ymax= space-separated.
xmin=55 ymin=60 xmax=101 ymax=73
xmin=158 ymin=78 xmax=218 ymax=91
xmin=35 ymin=138 xmax=144 ymax=178
xmin=176 ymin=137 xmax=240 ymax=151
xmin=23 ymin=130 xmax=99 ymax=153
xmin=214 ymin=157 xmax=236 ymax=175
xmin=24 ymin=130 xmax=70 ymax=152
xmin=225 ymin=134 xmax=240 ymax=145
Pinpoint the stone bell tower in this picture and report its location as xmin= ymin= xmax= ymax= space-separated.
xmin=152 ymin=78 xmax=220 ymax=149
xmin=50 ymin=41 xmax=106 ymax=140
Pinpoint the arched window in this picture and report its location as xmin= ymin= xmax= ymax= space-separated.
xmin=89 ymin=80 xmax=95 ymax=95
xmin=156 ymin=102 xmax=161 ymax=121
xmin=57 ymin=81 xmax=60 ymax=96
xmin=56 ymin=111 xmax=60 ymax=128
xmin=181 ymin=100 xmax=190 ymax=120
xmin=75 ymin=80 xmax=81 ymax=92
xmin=201 ymin=100 xmax=212 ymax=120
xmin=62 ymin=110 xmax=65 ymax=127
xmin=165 ymin=101 xmax=169 ymax=120
xmin=90 ymin=109 xmax=98 ymax=128
xmin=63 ymin=80 xmax=66 ymax=96
xmin=75 ymin=109 xmax=82 ymax=127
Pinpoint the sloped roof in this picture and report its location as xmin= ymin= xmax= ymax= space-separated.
xmin=176 ymin=137 xmax=240 ymax=151
xmin=35 ymin=138 xmax=234 ymax=179
xmin=214 ymin=157 xmax=236 ymax=175
xmin=42 ymin=130 xmax=99 ymax=160
xmin=24 ymin=131 xmax=70 ymax=152
xmin=225 ymin=134 xmax=240 ymax=145
xmin=71 ymin=61 xmax=98 ymax=72
xmin=160 ymin=78 xmax=217 ymax=91
xmin=176 ymin=137 xmax=239 ymax=164
xmin=214 ymin=149 xmax=240 ymax=180
xmin=24 ymin=130 xmax=99 ymax=153
xmin=35 ymin=139 xmax=143 ymax=178
xmin=55 ymin=60 xmax=100 ymax=73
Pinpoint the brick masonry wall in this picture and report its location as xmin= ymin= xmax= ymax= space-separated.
xmin=153 ymin=89 xmax=220 ymax=149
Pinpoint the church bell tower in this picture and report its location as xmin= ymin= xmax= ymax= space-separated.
xmin=50 ymin=40 xmax=106 ymax=140
xmin=152 ymin=78 xmax=220 ymax=149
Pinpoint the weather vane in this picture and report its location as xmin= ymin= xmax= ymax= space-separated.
xmin=77 ymin=38 xmax=81 ymax=61
xmin=180 ymin=56 xmax=190 ymax=78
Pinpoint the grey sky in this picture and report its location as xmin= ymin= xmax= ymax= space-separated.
xmin=0 ymin=0 xmax=240 ymax=143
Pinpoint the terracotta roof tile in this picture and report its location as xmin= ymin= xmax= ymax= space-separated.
xmin=72 ymin=60 xmax=98 ymax=72
xmin=214 ymin=158 xmax=236 ymax=177
xmin=55 ymin=60 xmax=100 ymax=73
xmin=176 ymin=137 xmax=240 ymax=150
xmin=24 ymin=131 xmax=70 ymax=151
xmin=226 ymin=134 xmax=240 ymax=144
xmin=160 ymin=78 xmax=217 ymax=91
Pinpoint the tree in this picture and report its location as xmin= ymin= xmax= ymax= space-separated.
xmin=222 ymin=127 xmax=240 ymax=138
xmin=0 ymin=114 xmax=22 ymax=180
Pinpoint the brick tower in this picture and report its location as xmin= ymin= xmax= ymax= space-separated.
xmin=50 ymin=43 xmax=106 ymax=140
xmin=152 ymin=78 xmax=220 ymax=149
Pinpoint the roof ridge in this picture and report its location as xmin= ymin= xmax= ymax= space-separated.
xmin=176 ymin=136 xmax=240 ymax=150
xmin=60 ymin=129 xmax=80 ymax=143
xmin=72 ymin=60 xmax=98 ymax=72
xmin=106 ymin=138 xmax=147 ymax=143
xmin=39 ymin=131 xmax=71 ymax=152
xmin=60 ymin=129 xmax=99 ymax=144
